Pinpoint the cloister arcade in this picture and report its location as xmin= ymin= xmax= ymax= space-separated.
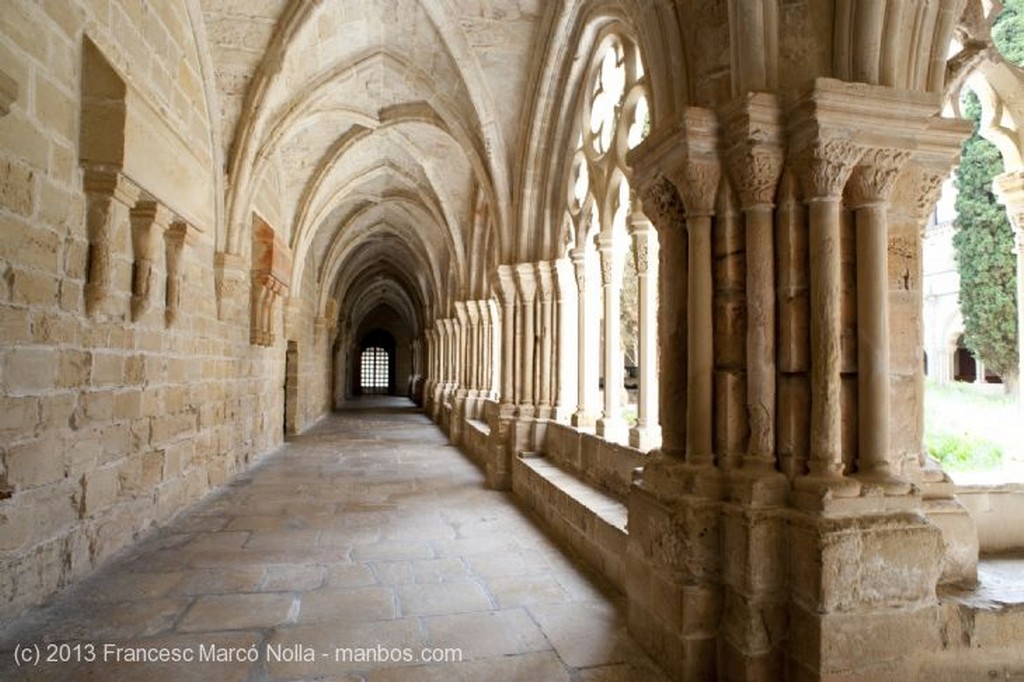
xmin=2 ymin=1 xmax=1024 ymax=679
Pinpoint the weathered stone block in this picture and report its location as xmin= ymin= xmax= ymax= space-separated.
xmin=6 ymin=436 xmax=63 ymax=489
xmin=38 ymin=392 xmax=76 ymax=432
xmin=90 ymin=352 xmax=124 ymax=387
xmin=0 ymin=306 xmax=32 ymax=344
xmin=722 ymin=506 xmax=787 ymax=595
xmin=9 ymin=268 xmax=60 ymax=307
xmin=80 ymin=466 xmax=119 ymax=517
xmin=5 ymin=346 xmax=57 ymax=394
xmin=0 ymin=395 xmax=38 ymax=434
xmin=57 ymin=349 xmax=92 ymax=389
xmin=0 ymin=159 xmax=34 ymax=216
xmin=788 ymin=601 xmax=940 ymax=674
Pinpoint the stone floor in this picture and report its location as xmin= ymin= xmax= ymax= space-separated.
xmin=0 ymin=397 xmax=669 ymax=681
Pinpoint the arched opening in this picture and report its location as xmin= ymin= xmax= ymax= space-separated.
xmin=354 ymin=329 xmax=397 ymax=396
xmin=954 ymin=334 xmax=979 ymax=383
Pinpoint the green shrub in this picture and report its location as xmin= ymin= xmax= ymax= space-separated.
xmin=925 ymin=432 xmax=1003 ymax=471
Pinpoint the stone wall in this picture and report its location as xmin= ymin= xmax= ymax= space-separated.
xmin=0 ymin=0 xmax=330 ymax=618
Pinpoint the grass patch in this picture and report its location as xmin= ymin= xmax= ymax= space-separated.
xmin=924 ymin=432 xmax=1003 ymax=472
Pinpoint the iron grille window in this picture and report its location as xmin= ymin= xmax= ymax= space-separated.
xmin=361 ymin=346 xmax=389 ymax=394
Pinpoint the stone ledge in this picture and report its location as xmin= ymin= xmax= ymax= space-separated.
xmin=511 ymin=452 xmax=627 ymax=591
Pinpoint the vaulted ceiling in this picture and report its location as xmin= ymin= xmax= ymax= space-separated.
xmin=199 ymin=0 xmax=546 ymax=336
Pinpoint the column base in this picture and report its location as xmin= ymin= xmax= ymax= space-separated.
xmin=571 ymin=410 xmax=596 ymax=429
xmin=597 ymin=416 xmax=628 ymax=444
xmin=629 ymin=424 xmax=662 ymax=452
xmin=852 ymin=468 xmax=913 ymax=495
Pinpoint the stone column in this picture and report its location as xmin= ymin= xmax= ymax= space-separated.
xmin=514 ymin=263 xmax=538 ymax=418
xmin=488 ymin=299 xmax=502 ymax=398
xmin=628 ymin=203 xmax=661 ymax=451
xmin=596 ymin=234 xmax=627 ymax=444
xmin=723 ymin=94 xmax=785 ymax=470
xmin=639 ymin=176 xmax=689 ymax=459
xmin=460 ymin=304 xmax=473 ymax=391
xmin=848 ymin=148 xmax=912 ymax=488
xmin=673 ymin=158 xmax=720 ymax=467
xmin=994 ymin=170 xmax=1024 ymax=424
xmin=552 ymin=259 xmax=578 ymax=423
xmin=790 ymin=138 xmax=863 ymax=494
xmin=494 ymin=266 xmax=518 ymax=407
xmin=83 ymin=168 xmax=140 ymax=319
xmin=570 ymin=247 xmax=598 ymax=427
xmin=472 ymin=301 xmax=484 ymax=394
xmin=536 ymin=262 xmax=555 ymax=419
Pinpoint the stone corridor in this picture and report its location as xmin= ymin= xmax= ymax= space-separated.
xmin=0 ymin=398 xmax=668 ymax=681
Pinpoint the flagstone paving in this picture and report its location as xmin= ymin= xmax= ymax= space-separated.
xmin=0 ymin=397 xmax=669 ymax=681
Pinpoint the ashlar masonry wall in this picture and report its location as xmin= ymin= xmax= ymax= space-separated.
xmin=0 ymin=0 xmax=330 ymax=618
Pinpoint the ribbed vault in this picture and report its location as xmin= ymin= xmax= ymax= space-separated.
xmin=199 ymin=0 xmax=545 ymax=345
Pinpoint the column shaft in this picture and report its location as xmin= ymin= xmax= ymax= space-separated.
xmin=855 ymin=203 xmax=892 ymax=478
xmin=688 ymin=216 xmax=714 ymax=464
xmin=597 ymin=238 xmax=626 ymax=442
xmin=745 ymin=206 xmax=776 ymax=467
xmin=630 ymin=219 xmax=660 ymax=451
xmin=807 ymin=199 xmax=844 ymax=478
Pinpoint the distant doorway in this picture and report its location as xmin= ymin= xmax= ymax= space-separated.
xmin=360 ymin=346 xmax=391 ymax=395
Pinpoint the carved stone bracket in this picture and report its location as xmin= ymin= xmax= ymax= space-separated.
xmin=164 ymin=221 xmax=200 ymax=327
xmin=83 ymin=167 xmax=141 ymax=318
xmin=250 ymin=216 xmax=292 ymax=346
xmin=129 ymin=199 xmax=174 ymax=322
xmin=215 ymin=252 xmax=248 ymax=322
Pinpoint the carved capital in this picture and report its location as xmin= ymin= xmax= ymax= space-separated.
xmin=727 ymin=146 xmax=785 ymax=208
xmin=908 ymin=165 xmax=949 ymax=227
xmin=722 ymin=92 xmax=785 ymax=209
xmin=514 ymin=262 xmax=537 ymax=301
xmin=638 ymin=174 xmax=686 ymax=233
xmin=569 ymin=248 xmax=588 ymax=293
xmin=846 ymin=148 xmax=912 ymax=208
xmin=635 ymin=240 xmax=650 ymax=274
xmin=790 ymin=138 xmax=863 ymax=200
xmin=492 ymin=264 xmax=518 ymax=306
xmin=596 ymin=235 xmax=622 ymax=287
xmin=552 ymin=258 xmax=575 ymax=301
xmin=669 ymin=158 xmax=721 ymax=217
xmin=466 ymin=301 xmax=481 ymax=325
xmin=454 ymin=301 xmax=468 ymax=326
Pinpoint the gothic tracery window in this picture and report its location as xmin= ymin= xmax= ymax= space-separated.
xmin=563 ymin=31 xmax=656 ymax=445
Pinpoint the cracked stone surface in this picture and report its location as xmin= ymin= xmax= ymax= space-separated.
xmin=0 ymin=398 xmax=668 ymax=681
